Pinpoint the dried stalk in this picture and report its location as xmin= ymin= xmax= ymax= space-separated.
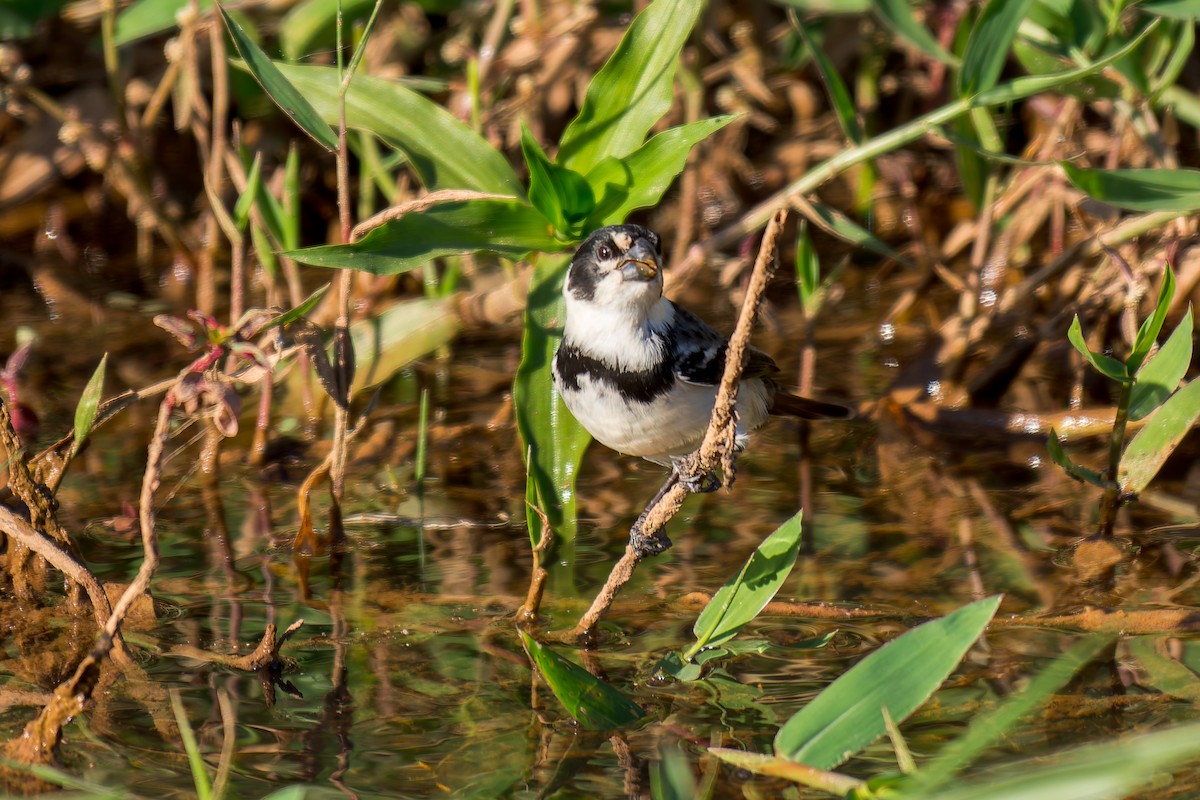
xmin=572 ymin=209 xmax=790 ymax=642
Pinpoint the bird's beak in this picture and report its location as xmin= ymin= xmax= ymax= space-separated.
xmin=619 ymin=238 xmax=659 ymax=282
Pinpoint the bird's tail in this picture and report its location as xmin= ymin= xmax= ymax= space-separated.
xmin=769 ymin=390 xmax=854 ymax=420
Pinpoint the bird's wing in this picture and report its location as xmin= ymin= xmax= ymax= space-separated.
xmin=672 ymin=304 xmax=781 ymax=387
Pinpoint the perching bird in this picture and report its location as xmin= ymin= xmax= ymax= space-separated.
xmin=552 ymin=224 xmax=850 ymax=552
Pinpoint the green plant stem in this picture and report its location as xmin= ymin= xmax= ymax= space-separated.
xmin=1098 ymin=381 xmax=1133 ymax=538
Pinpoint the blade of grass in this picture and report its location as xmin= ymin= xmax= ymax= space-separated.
xmin=1062 ymin=164 xmax=1200 ymax=213
xmin=520 ymin=630 xmax=644 ymax=730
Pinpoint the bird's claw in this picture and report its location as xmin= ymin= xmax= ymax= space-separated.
xmin=630 ymin=526 xmax=672 ymax=557
xmin=679 ymin=471 xmax=722 ymax=494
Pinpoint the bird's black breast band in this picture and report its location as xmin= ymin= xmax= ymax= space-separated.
xmin=554 ymin=341 xmax=675 ymax=403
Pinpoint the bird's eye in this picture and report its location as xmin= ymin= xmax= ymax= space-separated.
xmin=597 ymin=244 xmax=613 ymax=260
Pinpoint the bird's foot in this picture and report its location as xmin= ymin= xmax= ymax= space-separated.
xmin=679 ymin=470 xmax=723 ymax=494
xmin=630 ymin=525 xmax=672 ymax=557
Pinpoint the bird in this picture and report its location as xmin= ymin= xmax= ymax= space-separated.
xmin=552 ymin=223 xmax=850 ymax=552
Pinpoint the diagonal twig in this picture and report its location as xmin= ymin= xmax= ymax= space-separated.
xmin=572 ymin=209 xmax=790 ymax=643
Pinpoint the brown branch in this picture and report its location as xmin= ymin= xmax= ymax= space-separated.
xmin=572 ymin=209 xmax=790 ymax=642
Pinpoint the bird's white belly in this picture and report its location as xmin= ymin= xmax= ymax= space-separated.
xmin=560 ymin=375 xmax=772 ymax=466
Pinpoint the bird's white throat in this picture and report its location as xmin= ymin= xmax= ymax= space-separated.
xmin=562 ymin=295 xmax=675 ymax=372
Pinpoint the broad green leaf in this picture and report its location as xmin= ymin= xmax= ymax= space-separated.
xmin=71 ymin=354 xmax=107 ymax=457
xmin=114 ymin=0 xmax=212 ymax=45
xmin=586 ymin=116 xmax=737 ymax=228
xmin=216 ymin=3 xmax=338 ymax=151
xmin=275 ymin=64 xmax=523 ymax=195
xmin=871 ymin=0 xmax=959 ymax=66
xmin=1130 ymin=306 xmax=1193 ymax=420
xmin=903 ymin=634 xmax=1114 ymax=794
xmin=686 ymin=512 xmax=804 ymax=661
xmin=514 ymin=254 xmax=590 ymax=539
xmin=232 ymin=152 xmax=263 ymax=232
xmin=558 ymin=0 xmax=704 ymax=175
xmin=520 ymin=123 xmax=595 ymax=236
xmin=958 ymin=0 xmax=1037 ymax=96
xmin=794 ymin=21 xmax=862 ymax=143
xmin=650 ymin=743 xmax=699 ymax=800
xmin=774 ymin=595 xmax=1001 ymax=770
xmin=279 ymin=0 xmax=378 ymax=61
xmin=917 ymin=722 xmax=1200 ymax=800
xmin=519 ymin=630 xmax=644 ymax=730
xmin=1140 ymin=0 xmax=1200 ymax=21
xmin=1046 ymin=429 xmax=1107 ymax=488
xmin=286 ymin=198 xmax=559 ymax=274
xmin=1062 ymin=164 xmax=1200 ymax=213
xmin=278 ymin=297 xmax=459 ymax=415
xmin=1129 ymin=267 xmax=1176 ymax=371
xmin=1068 ymin=315 xmax=1130 ymax=382
xmin=1118 ymin=375 xmax=1200 ymax=493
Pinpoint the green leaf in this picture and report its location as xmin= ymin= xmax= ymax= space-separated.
xmin=958 ymin=0 xmax=1037 ymax=96
xmin=650 ymin=743 xmax=699 ymax=800
xmin=902 ymin=634 xmax=1114 ymax=794
xmin=274 ymin=64 xmax=523 ymax=195
xmin=1118 ymin=375 xmax=1200 ymax=493
xmin=1130 ymin=306 xmax=1193 ymax=420
xmin=915 ymin=722 xmax=1200 ymax=800
xmin=520 ymin=123 xmax=594 ymax=236
xmin=1067 ymin=315 xmax=1130 ymax=383
xmin=558 ymin=0 xmax=704 ymax=175
xmin=519 ymin=630 xmax=644 ymax=730
xmin=264 ymin=283 xmax=330 ymax=331
xmin=586 ymin=116 xmax=737 ymax=228
xmin=114 ymin=0 xmax=212 ymax=45
xmin=1061 ymin=164 xmax=1200 ymax=213
xmin=802 ymin=201 xmax=908 ymax=265
xmin=871 ymin=0 xmax=959 ymax=66
xmin=685 ymin=512 xmax=805 ymax=661
xmin=1128 ymin=635 xmax=1200 ymax=701
xmin=774 ymin=595 xmax=1001 ymax=770
xmin=216 ymin=3 xmax=338 ymax=152
xmin=1046 ymin=429 xmax=1108 ymax=488
xmin=795 ymin=222 xmax=821 ymax=315
xmin=794 ymin=21 xmax=862 ymax=143
xmin=1129 ymin=267 xmax=1176 ymax=371
xmin=71 ymin=354 xmax=107 ymax=458
xmin=1140 ymin=0 xmax=1200 ymax=21
xmin=232 ymin=152 xmax=263 ymax=232
xmin=514 ymin=254 xmax=591 ymax=539
xmin=286 ymin=198 xmax=559 ymax=275
xmin=279 ymin=0 xmax=378 ymax=61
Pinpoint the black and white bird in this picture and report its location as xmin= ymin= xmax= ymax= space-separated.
xmin=552 ymin=223 xmax=850 ymax=479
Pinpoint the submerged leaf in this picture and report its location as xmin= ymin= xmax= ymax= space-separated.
xmin=520 ymin=631 xmax=643 ymax=730
xmin=774 ymin=596 xmax=1001 ymax=770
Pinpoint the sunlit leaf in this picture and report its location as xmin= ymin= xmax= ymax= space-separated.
xmin=1062 ymin=163 xmax=1200 ymax=213
xmin=774 ymin=595 xmax=1001 ymax=770
xmin=1129 ymin=267 xmax=1176 ymax=371
xmin=70 ymin=354 xmax=107 ymax=458
xmin=1068 ymin=316 xmax=1130 ymax=383
xmin=915 ymin=722 xmax=1200 ymax=800
xmin=1140 ymin=0 xmax=1200 ymax=20
xmin=520 ymin=630 xmax=644 ymax=730
xmin=871 ymin=0 xmax=958 ymax=66
xmin=686 ymin=512 xmax=804 ymax=661
xmin=279 ymin=0 xmax=377 ymax=61
xmin=1046 ymin=429 xmax=1107 ymax=488
xmin=801 ymin=201 xmax=908 ymax=264
xmin=586 ymin=116 xmax=737 ymax=228
xmin=958 ymin=0 xmax=1036 ymax=96
xmin=1130 ymin=306 xmax=1193 ymax=420
xmin=520 ymin=123 xmax=594 ymax=236
xmin=286 ymin=198 xmax=559 ymax=275
xmin=114 ymin=0 xmax=212 ymax=45
xmin=216 ymin=3 xmax=338 ymax=151
xmin=264 ymin=283 xmax=330 ymax=332
xmin=275 ymin=64 xmax=523 ymax=195
xmin=1118 ymin=376 xmax=1200 ymax=493
xmin=558 ymin=0 xmax=704 ymax=175
xmin=513 ymin=254 xmax=590 ymax=540
xmin=902 ymin=634 xmax=1114 ymax=794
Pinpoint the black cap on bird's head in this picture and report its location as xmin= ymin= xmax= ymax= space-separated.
xmin=565 ymin=225 xmax=663 ymax=306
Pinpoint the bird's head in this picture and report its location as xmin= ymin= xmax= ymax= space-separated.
xmin=563 ymin=225 xmax=663 ymax=315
